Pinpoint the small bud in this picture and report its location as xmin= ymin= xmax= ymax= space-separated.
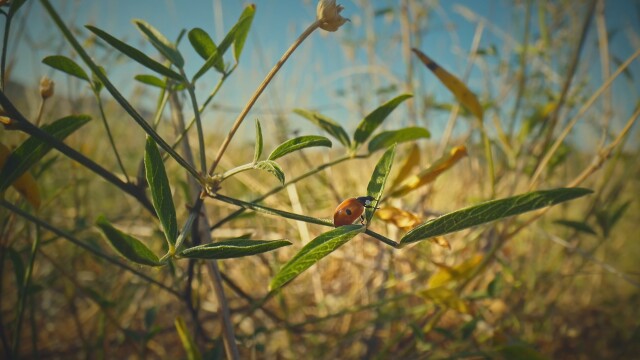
xmin=40 ymin=76 xmax=55 ymax=100
xmin=316 ymin=0 xmax=349 ymax=32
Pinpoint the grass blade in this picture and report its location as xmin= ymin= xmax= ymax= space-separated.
xmin=175 ymin=316 xmax=202 ymax=360
xmin=353 ymin=93 xmax=412 ymax=150
xmin=144 ymin=136 xmax=178 ymax=247
xmin=400 ymin=188 xmax=594 ymax=246
xmin=179 ymin=239 xmax=291 ymax=259
xmin=96 ymin=216 xmax=161 ymax=266
xmin=270 ymin=225 xmax=364 ymax=291
xmin=268 ymin=135 xmax=332 ymax=160
xmin=367 ymin=127 xmax=430 ymax=153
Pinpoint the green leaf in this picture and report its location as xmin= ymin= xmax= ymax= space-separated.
xmin=133 ymin=19 xmax=185 ymax=68
xmin=253 ymin=119 xmax=263 ymax=162
xmin=293 ymin=109 xmax=351 ymax=147
xmin=180 ymin=239 xmax=291 ymax=259
xmin=268 ymin=135 xmax=332 ymax=161
xmin=144 ymin=137 xmax=178 ymax=247
xmin=192 ymin=4 xmax=255 ymax=80
xmin=135 ymin=74 xmax=166 ymax=88
xmin=400 ymin=188 xmax=593 ymax=246
xmin=42 ymin=55 xmax=90 ymax=82
xmin=0 ymin=115 xmax=91 ymax=192
xmin=86 ymin=25 xmax=183 ymax=81
xmin=367 ymin=127 xmax=430 ymax=153
xmin=96 ymin=216 xmax=161 ymax=266
xmin=91 ymin=66 xmax=106 ymax=93
xmin=270 ymin=225 xmax=364 ymax=291
xmin=352 ymin=94 xmax=413 ymax=150
xmin=175 ymin=316 xmax=202 ymax=360
xmin=187 ymin=27 xmax=224 ymax=74
xmin=254 ymin=160 xmax=285 ymax=185
xmin=365 ymin=144 xmax=396 ymax=222
xmin=232 ymin=4 xmax=256 ymax=62
xmin=554 ymin=219 xmax=597 ymax=235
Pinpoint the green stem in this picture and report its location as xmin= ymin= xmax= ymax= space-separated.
xmin=0 ymin=199 xmax=181 ymax=297
xmin=181 ymin=69 xmax=207 ymax=173
xmin=94 ymin=91 xmax=130 ymax=183
xmin=12 ymin=225 xmax=40 ymax=355
xmin=39 ymin=0 xmax=202 ymax=183
xmin=0 ymin=12 xmax=11 ymax=90
xmin=221 ymin=162 xmax=256 ymax=179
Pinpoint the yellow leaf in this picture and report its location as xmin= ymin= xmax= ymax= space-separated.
xmin=376 ymin=206 xmax=422 ymax=231
xmin=412 ymin=48 xmax=484 ymax=121
xmin=389 ymin=145 xmax=467 ymax=198
xmin=389 ymin=143 xmax=421 ymax=191
xmin=0 ymin=143 xmax=40 ymax=209
xmin=420 ymin=286 xmax=470 ymax=314
xmin=428 ymin=236 xmax=451 ymax=250
xmin=427 ymin=253 xmax=483 ymax=289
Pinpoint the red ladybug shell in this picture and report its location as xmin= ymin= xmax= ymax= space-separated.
xmin=333 ymin=196 xmax=375 ymax=226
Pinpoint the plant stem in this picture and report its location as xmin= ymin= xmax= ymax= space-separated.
xmin=12 ymin=225 xmax=40 ymax=356
xmin=207 ymin=20 xmax=321 ymax=176
xmin=94 ymin=92 xmax=130 ymax=183
xmin=181 ymin=68 xmax=207 ymax=173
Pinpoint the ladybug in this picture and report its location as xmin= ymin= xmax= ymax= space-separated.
xmin=333 ymin=196 xmax=377 ymax=227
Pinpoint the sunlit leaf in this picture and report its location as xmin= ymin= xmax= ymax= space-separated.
xmin=135 ymin=74 xmax=166 ymax=88
xmin=268 ymin=135 xmax=332 ymax=161
xmin=389 ymin=145 xmax=467 ymax=198
xmin=145 ymin=136 xmax=178 ymax=247
xmin=179 ymin=239 xmax=291 ymax=259
xmin=428 ymin=254 xmax=484 ymax=289
xmin=253 ymin=119 xmax=263 ymax=162
xmin=175 ymin=317 xmax=202 ymax=360
xmin=270 ymin=225 xmax=364 ymax=291
xmin=367 ymin=127 xmax=430 ymax=153
xmin=86 ymin=25 xmax=183 ymax=81
xmin=419 ymin=286 xmax=470 ymax=314
xmin=232 ymin=4 xmax=255 ymax=62
xmin=554 ymin=219 xmax=597 ymax=235
xmin=42 ymin=55 xmax=90 ymax=82
xmin=353 ymin=93 xmax=413 ymax=150
xmin=133 ymin=19 xmax=185 ymax=68
xmin=389 ymin=143 xmax=421 ymax=191
xmin=376 ymin=206 xmax=422 ymax=231
xmin=0 ymin=115 xmax=91 ymax=195
xmin=0 ymin=143 xmax=40 ymax=209
xmin=400 ymin=188 xmax=593 ymax=246
xmin=254 ymin=160 xmax=285 ymax=185
xmin=293 ymin=109 xmax=351 ymax=147
xmin=412 ymin=48 xmax=483 ymax=120
xmin=96 ymin=216 xmax=161 ymax=266
xmin=365 ymin=145 xmax=395 ymax=222
xmin=188 ymin=27 xmax=224 ymax=74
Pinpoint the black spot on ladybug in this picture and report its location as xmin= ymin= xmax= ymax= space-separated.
xmin=346 ymin=209 xmax=352 ymax=215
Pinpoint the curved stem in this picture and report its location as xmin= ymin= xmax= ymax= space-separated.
xmin=181 ymin=68 xmax=207 ymax=173
xmin=94 ymin=91 xmax=130 ymax=183
xmin=207 ymin=20 xmax=321 ymax=176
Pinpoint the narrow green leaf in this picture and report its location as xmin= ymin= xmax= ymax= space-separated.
xmin=554 ymin=219 xmax=597 ymax=235
xmin=180 ymin=239 xmax=291 ymax=259
xmin=188 ymin=28 xmax=217 ymax=60
xmin=353 ymin=94 xmax=413 ymax=150
xmin=133 ymin=19 xmax=185 ymax=68
xmin=268 ymin=136 xmax=332 ymax=161
xmin=86 ymin=25 xmax=183 ymax=81
xmin=192 ymin=5 xmax=255 ymax=80
xmin=0 ymin=115 xmax=91 ymax=192
xmin=144 ymin=137 xmax=178 ymax=247
xmin=400 ymin=188 xmax=593 ymax=246
xmin=365 ymin=145 xmax=396 ymax=222
xmin=135 ymin=74 xmax=166 ymax=88
xmin=270 ymin=225 xmax=364 ymax=291
xmin=175 ymin=316 xmax=202 ymax=360
xmin=293 ymin=109 xmax=351 ymax=147
xmin=42 ymin=55 xmax=90 ymax=82
xmin=233 ymin=4 xmax=256 ymax=62
xmin=254 ymin=160 xmax=285 ymax=185
xmin=96 ymin=216 xmax=161 ymax=266
xmin=367 ymin=127 xmax=430 ymax=153
xmin=253 ymin=119 xmax=263 ymax=162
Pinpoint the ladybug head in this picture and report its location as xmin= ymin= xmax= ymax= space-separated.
xmin=356 ymin=196 xmax=376 ymax=208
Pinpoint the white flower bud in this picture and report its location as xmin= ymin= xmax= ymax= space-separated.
xmin=316 ymin=0 xmax=349 ymax=32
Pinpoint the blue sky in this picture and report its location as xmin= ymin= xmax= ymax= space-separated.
xmin=7 ymin=0 xmax=640 ymax=147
